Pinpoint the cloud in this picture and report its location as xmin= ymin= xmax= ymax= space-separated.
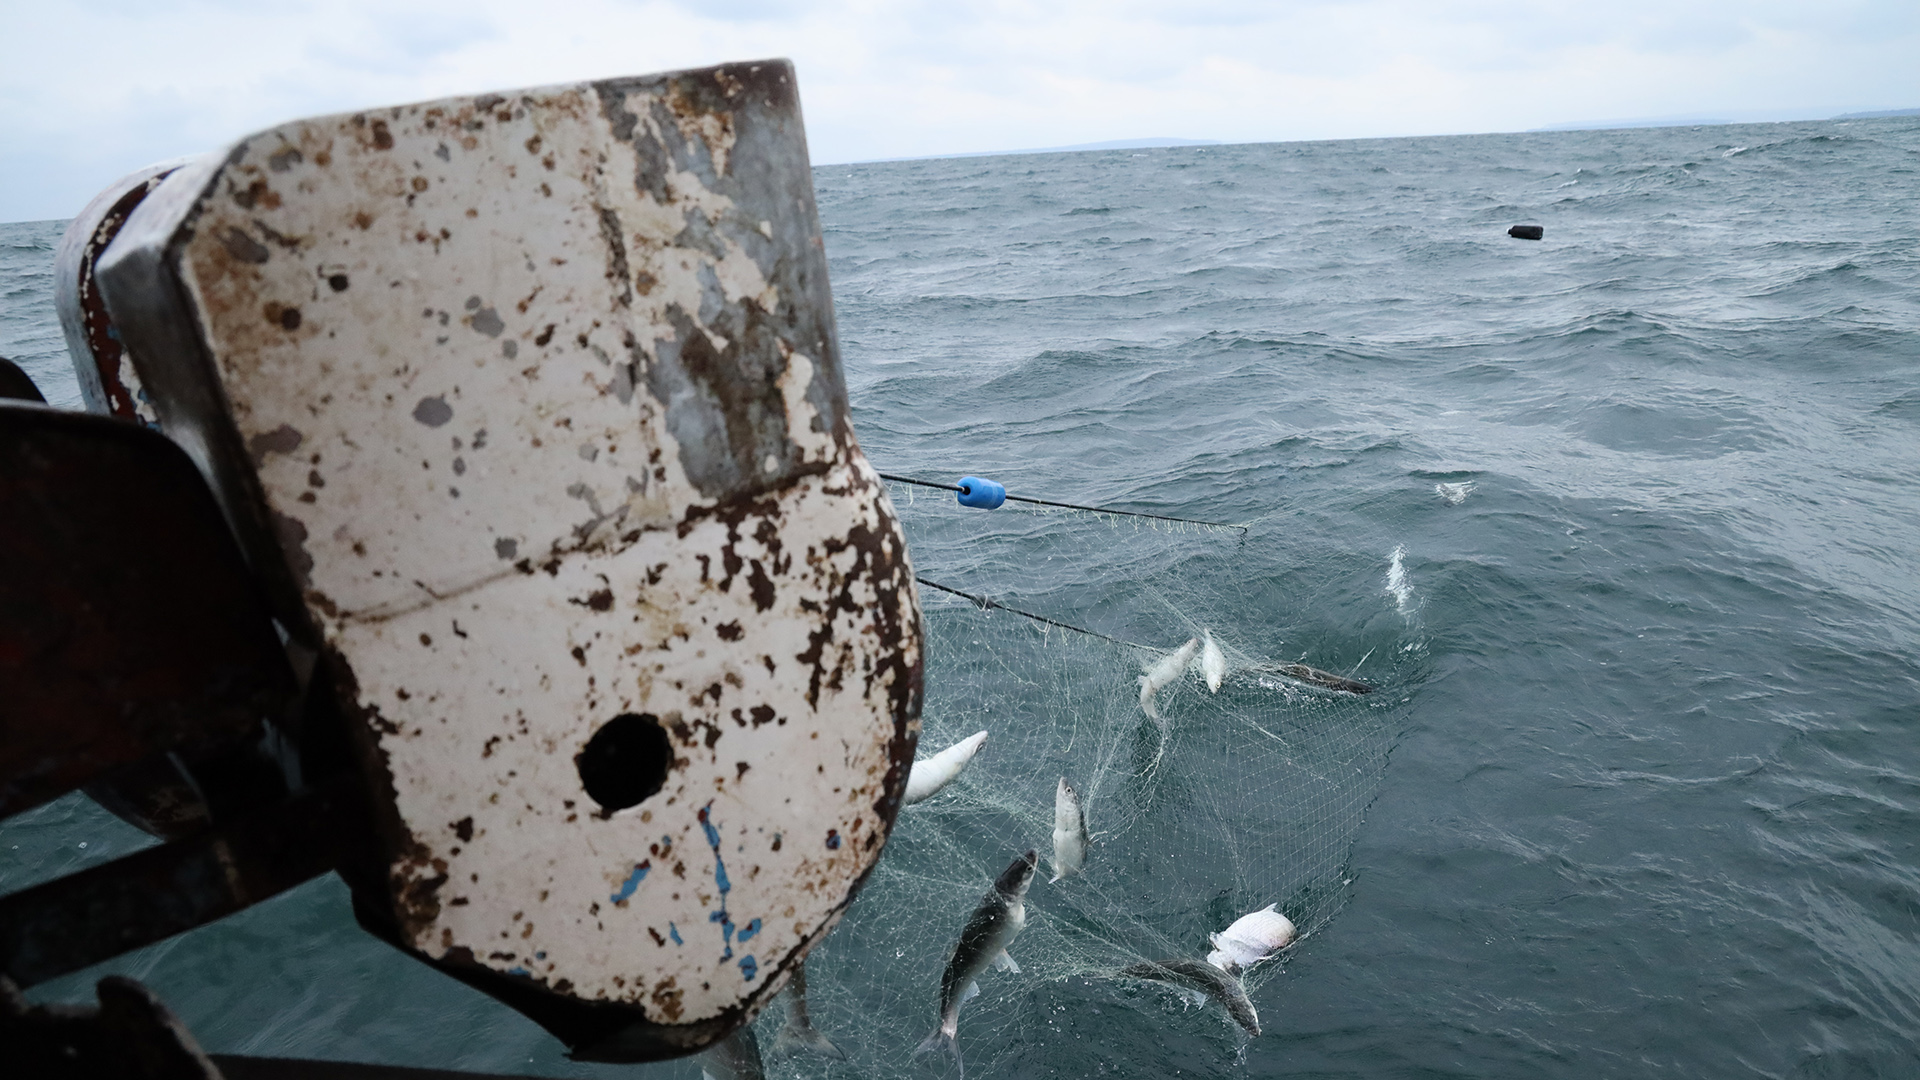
xmin=3 ymin=0 xmax=1916 ymax=220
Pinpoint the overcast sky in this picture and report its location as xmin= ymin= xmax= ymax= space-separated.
xmin=3 ymin=0 xmax=1917 ymax=221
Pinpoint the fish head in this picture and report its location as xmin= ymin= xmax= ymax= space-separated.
xmin=996 ymin=849 xmax=1039 ymax=899
xmin=1056 ymin=777 xmax=1078 ymax=804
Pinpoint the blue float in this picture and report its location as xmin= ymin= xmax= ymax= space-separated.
xmin=955 ymin=476 xmax=1007 ymax=509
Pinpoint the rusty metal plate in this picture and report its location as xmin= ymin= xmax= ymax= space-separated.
xmin=95 ymin=59 xmax=921 ymax=1058
xmin=55 ymin=158 xmax=195 ymax=425
xmin=0 ymin=402 xmax=293 ymax=820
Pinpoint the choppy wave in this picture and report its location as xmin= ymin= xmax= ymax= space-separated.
xmin=3 ymin=113 xmax=1918 ymax=1079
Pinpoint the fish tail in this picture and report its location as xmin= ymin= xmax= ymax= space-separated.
xmin=914 ymin=1029 xmax=963 ymax=1079
xmin=774 ymin=1018 xmax=848 ymax=1060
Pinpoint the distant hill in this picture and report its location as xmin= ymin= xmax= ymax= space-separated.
xmin=996 ymin=138 xmax=1223 ymax=154
xmin=1535 ymin=107 xmax=1920 ymax=132
xmin=1833 ymin=108 xmax=1920 ymax=119
xmin=1532 ymin=117 xmax=1732 ymax=132
xmin=854 ymin=138 xmax=1221 ymax=165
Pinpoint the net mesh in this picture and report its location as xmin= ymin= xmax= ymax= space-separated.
xmin=739 ymin=486 xmax=1422 ymax=1078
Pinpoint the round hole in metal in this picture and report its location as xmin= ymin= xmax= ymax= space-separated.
xmin=577 ymin=712 xmax=672 ymax=815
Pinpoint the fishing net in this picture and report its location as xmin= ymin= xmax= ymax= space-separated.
xmin=735 ymin=483 xmax=1425 ymax=1078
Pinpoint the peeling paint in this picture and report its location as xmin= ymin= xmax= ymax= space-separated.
xmin=611 ymin=861 xmax=650 ymax=904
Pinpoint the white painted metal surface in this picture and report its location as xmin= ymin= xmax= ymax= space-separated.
xmin=96 ymin=60 xmax=921 ymax=1058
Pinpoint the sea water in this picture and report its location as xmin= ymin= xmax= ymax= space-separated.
xmin=4 ymin=115 xmax=1919 ymax=1077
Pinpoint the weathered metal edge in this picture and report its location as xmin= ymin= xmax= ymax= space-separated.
xmin=94 ymin=152 xmax=323 ymax=653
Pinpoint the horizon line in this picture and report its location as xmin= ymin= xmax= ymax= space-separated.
xmin=816 ymin=107 xmax=1919 ymax=168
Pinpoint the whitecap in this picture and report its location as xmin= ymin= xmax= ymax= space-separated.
xmin=1387 ymin=545 xmax=1414 ymax=616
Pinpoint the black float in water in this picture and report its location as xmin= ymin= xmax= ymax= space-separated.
xmin=1508 ymin=224 xmax=1544 ymax=240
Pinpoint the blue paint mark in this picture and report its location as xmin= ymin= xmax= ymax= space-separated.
xmin=534 ymin=952 xmax=547 ymax=960
xmin=826 ymin=828 xmax=841 ymax=850
xmin=668 ymin=922 xmax=683 ymax=945
xmin=699 ymin=803 xmax=731 ymax=896
xmin=610 ymin=860 xmax=650 ymax=904
xmin=739 ymin=955 xmax=758 ymax=981
xmin=508 ymin=967 xmax=531 ymax=977
xmin=698 ymin=800 xmax=738 ymax=962
xmin=737 ymin=918 xmax=761 ymax=943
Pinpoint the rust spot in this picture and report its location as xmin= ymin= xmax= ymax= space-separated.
xmin=715 ymin=620 xmax=743 ymax=641
xmin=570 ymin=645 xmax=587 ymax=666
xmin=747 ymin=560 xmax=775 ymax=612
xmin=353 ymin=211 xmax=374 ymax=230
xmin=451 ymin=817 xmax=474 ymax=842
xmin=247 ymin=179 xmax=282 ymax=210
xmin=411 ymin=176 xmax=429 ymax=192
xmin=650 ymin=977 xmax=684 ymax=1022
xmin=736 ymin=762 xmax=750 ymax=780
xmin=749 ymin=705 xmax=775 ymax=728
xmin=419 ymin=633 xmax=432 ymax=646
xmin=395 ymin=866 xmax=448 ymax=928
xmin=569 ymin=588 xmax=614 ymax=612
xmin=371 ymin=119 xmax=395 ymax=150
xmin=328 ymin=273 xmax=349 ymax=292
